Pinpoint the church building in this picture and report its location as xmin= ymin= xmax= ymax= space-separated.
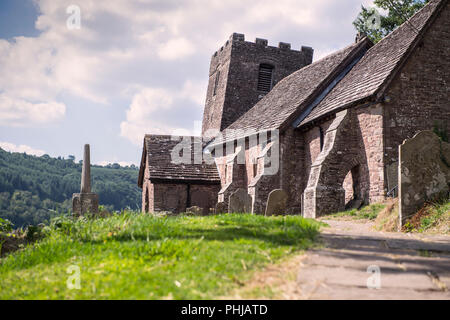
xmin=139 ymin=0 xmax=449 ymax=217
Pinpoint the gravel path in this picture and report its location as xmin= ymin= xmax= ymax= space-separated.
xmin=293 ymin=219 xmax=450 ymax=299
xmin=228 ymin=218 xmax=450 ymax=300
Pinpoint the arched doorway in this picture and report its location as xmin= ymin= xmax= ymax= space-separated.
xmin=342 ymin=164 xmax=363 ymax=209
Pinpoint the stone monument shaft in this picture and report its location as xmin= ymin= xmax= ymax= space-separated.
xmin=81 ymin=144 xmax=91 ymax=193
xmin=72 ymin=143 xmax=99 ymax=217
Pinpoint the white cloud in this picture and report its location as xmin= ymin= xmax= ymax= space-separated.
xmin=96 ymin=160 xmax=136 ymax=167
xmin=0 ymin=94 xmax=65 ymax=127
xmin=120 ymin=81 xmax=206 ymax=145
xmin=120 ymin=88 xmax=177 ymax=145
xmin=180 ymin=79 xmax=207 ymax=107
xmin=244 ymin=0 xmax=317 ymax=26
xmin=0 ymin=0 xmax=376 ymax=161
xmin=129 ymin=88 xmax=173 ymax=116
xmin=157 ymin=37 xmax=196 ymax=61
xmin=0 ymin=141 xmax=46 ymax=156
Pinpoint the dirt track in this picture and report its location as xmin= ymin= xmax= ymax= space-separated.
xmin=229 ymin=219 xmax=450 ymax=300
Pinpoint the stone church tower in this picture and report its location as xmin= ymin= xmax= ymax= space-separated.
xmin=140 ymin=0 xmax=449 ymax=218
xmin=201 ymin=33 xmax=314 ymax=137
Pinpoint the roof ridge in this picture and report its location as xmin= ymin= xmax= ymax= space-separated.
xmin=298 ymin=0 xmax=446 ymax=127
xmin=365 ymin=0 xmax=440 ymax=55
xmin=144 ymin=134 xmax=202 ymax=139
xmin=271 ymin=40 xmax=365 ymax=88
xmin=281 ymin=38 xmax=372 ymax=131
xmin=209 ymin=39 xmax=371 ymax=146
xmin=372 ymin=0 xmax=445 ymax=98
xmin=218 ymin=40 xmax=370 ymax=135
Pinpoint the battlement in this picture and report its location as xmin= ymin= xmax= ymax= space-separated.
xmin=212 ymin=33 xmax=314 ymax=57
xmin=203 ymin=32 xmax=314 ymax=137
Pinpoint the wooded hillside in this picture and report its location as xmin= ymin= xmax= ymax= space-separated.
xmin=0 ymin=148 xmax=141 ymax=227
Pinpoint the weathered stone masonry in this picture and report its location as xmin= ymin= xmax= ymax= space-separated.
xmin=139 ymin=0 xmax=449 ymax=218
xmin=383 ymin=0 xmax=450 ymax=181
xmin=297 ymin=0 xmax=448 ymax=217
xmin=139 ymin=135 xmax=220 ymax=214
xmin=399 ymin=131 xmax=450 ymax=226
xmin=302 ymin=105 xmax=385 ymax=218
xmin=202 ymin=33 xmax=313 ymax=137
xmin=208 ymin=37 xmax=373 ymax=215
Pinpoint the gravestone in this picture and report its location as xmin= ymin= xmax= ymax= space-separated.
xmin=215 ymin=202 xmax=227 ymax=214
xmin=72 ymin=144 xmax=99 ymax=217
xmin=399 ymin=131 xmax=450 ymax=227
xmin=265 ymin=189 xmax=288 ymax=216
xmin=228 ymin=188 xmax=252 ymax=213
xmin=186 ymin=206 xmax=203 ymax=216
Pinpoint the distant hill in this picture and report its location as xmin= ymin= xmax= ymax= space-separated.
xmin=0 ymin=148 xmax=141 ymax=227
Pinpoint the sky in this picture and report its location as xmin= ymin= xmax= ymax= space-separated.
xmin=0 ymin=0 xmax=374 ymax=166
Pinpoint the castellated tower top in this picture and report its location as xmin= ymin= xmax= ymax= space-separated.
xmin=202 ymin=33 xmax=314 ymax=137
xmin=212 ymin=33 xmax=314 ymax=58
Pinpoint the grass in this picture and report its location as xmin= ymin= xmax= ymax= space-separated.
xmin=374 ymin=199 xmax=399 ymax=232
xmin=403 ymin=199 xmax=450 ymax=234
xmin=327 ymin=203 xmax=386 ymax=221
xmin=0 ymin=212 xmax=321 ymax=300
xmin=419 ymin=201 xmax=450 ymax=232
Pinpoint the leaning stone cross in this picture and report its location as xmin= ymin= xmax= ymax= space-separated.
xmin=72 ymin=144 xmax=99 ymax=217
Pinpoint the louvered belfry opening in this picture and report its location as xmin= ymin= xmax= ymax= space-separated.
xmin=257 ymin=63 xmax=274 ymax=92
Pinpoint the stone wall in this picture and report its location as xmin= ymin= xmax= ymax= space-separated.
xmin=142 ymin=182 xmax=219 ymax=214
xmin=142 ymin=181 xmax=154 ymax=213
xmin=302 ymin=105 xmax=385 ymax=218
xmin=202 ymin=33 xmax=313 ymax=136
xmin=303 ymin=111 xmax=350 ymax=218
xmin=212 ymin=133 xmax=281 ymax=214
xmin=399 ymin=131 xmax=450 ymax=227
xmin=202 ymin=39 xmax=233 ymax=137
xmin=279 ymin=128 xmax=305 ymax=213
xmin=356 ymin=104 xmax=385 ymax=203
xmin=210 ymin=102 xmax=386 ymax=217
xmin=216 ymin=145 xmax=247 ymax=206
xmin=383 ymin=1 xmax=450 ymax=170
xmin=211 ymin=103 xmax=386 ymax=217
xmin=153 ymin=183 xmax=188 ymax=213
xmin=190 ymin=184 xmax=221 ymax=214
xmin=248 ymin=141 xmax=280 ymax=214
xmin=201 ymin=2 xmax=450 ymax=217
xmin=277 ymin=120 xmax=338 ymax=214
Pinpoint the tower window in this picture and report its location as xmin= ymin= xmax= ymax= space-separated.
xmin=213 ymin=70 xmax=220 ymax=96
xmin=257 ymin=64 xmax=274 ymax=92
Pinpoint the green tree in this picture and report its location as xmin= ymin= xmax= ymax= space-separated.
xmin=353 ymin=0 xmax=428 ymax=43
xmin=0 ymin=148 xmax=140 ymax=227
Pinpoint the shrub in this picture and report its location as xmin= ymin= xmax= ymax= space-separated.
xmin=0 ymin=217 xmax=13 ymax=232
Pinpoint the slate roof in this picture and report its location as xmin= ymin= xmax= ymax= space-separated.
xmin=209 ymin=0 xmax=445 ymax=146
xmin=210 ymin=38 xmax=372 ymax=146
xmin=138 ymin=135 xmax=220 ymax=187
xmin=298 ymin=0 xmax=445 ymax=127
